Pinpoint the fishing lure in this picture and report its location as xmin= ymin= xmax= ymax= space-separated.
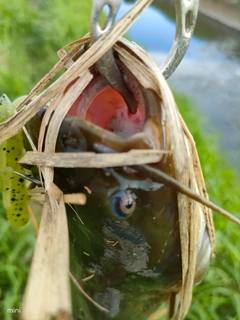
xmin=0 ymin=94 xmax=29 ymax=227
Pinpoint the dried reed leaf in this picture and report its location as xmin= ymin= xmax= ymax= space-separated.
xmin=138 ymin=53 xmax=209 ymax=319
xmin=29 ymin=192 xmax=86 ymax=206
xmin=147 ymin=307 xmax=167 ymax=320
xmin=63 ymin=194 xmax=86 ymax=205
xmin=132 ymin=164 xmax=240 ymax=227
xmin=21 ymin=187 xmax=71 ymax=320
xmin=20 ymin=150 xmax=169 ymax=168
xmin=179 ymin=114 xmax=216 ymax=250
xmin=43 ymin=71 xmax=92 ymax=153
xmin=69 ymin=272 xmax=109 ymax=314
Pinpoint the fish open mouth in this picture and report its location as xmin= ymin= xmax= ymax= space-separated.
xmin=56 ymin=60 xmax=164 ymax=154
xmin=68 ymin=62 xmax=146 ymax=139
xmin=26 ymin=59 xmax=164 ymax=158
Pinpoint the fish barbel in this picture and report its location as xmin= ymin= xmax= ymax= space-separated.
xmin=26 ymin=40 xmax=213 ymax=320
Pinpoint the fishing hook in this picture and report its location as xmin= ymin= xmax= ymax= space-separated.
xmin=90 ymin=0 xmax=137 ymax=114
xmin=161 ymin=0 xmax=200 ymax=79
xmin=13 ymin=171 xmax=42 ymax=186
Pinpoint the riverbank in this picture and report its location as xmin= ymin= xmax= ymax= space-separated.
xmin=199 ymin=0 xmax=240 ymax=32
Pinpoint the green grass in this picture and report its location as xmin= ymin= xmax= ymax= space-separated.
xmin=175 ymin=94 xmax=240 ymax=320
xmin=0 ymin=0 xmax=92 ymax=100
xmin=0 ymin=1 xmax=240 ymax=319
xmin=0 ymin=201 xmax=35 ymax=320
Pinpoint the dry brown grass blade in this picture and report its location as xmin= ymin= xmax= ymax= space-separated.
xmin=179 ymin=165 xmax=201 ymax=317
xmin=29 ymin=192 xmax=87 ymax=206
xmin=43 ymin=71 xmax=92 ymax=154
xmin=19 ymin=150 xmax=169 ymax=168
xmin=63 ymin=194 xmax=86 ymax=205
xmin=179 ymin=113 xmax=216 ymax=252
xmin=133 ymin=164 xmax=240 ymax=226
xmin=21 ymin=187 xmax=71 ymax=320
xmin=69 ymin=271 xmax=109 ymax=314
xmin=147 ymin=307 xmax=167 ymax=320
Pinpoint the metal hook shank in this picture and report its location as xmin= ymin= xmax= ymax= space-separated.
xmin=161 ymin=0 xmax=199 ymax=79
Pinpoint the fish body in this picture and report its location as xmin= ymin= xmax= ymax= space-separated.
xmin=26 ymin=40 xmax=213 ymax=319
xmin=67 ymin=166 xmax=181 ymax=319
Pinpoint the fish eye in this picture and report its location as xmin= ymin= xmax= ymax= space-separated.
xmin=110 ymin=190 xmax=137 ymax=219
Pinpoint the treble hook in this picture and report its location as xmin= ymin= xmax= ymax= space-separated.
xmin=161 ymin=0 xmax=199 ymax=79
xmin=91 ymin=0 xmax=138 ymax=114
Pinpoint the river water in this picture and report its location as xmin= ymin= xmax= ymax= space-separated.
xmin=117 ymin=1 xmax=240 ymax=172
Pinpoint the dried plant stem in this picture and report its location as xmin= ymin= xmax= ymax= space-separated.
xmin=69 ymin=271 xmax=109 ymax=313
xmin=20 ymin=150 xmax=168 ymax=168
xmin=29 ymin=193 xmax=86 ymax=206
xmin=133 ymin=164 xmax=240 ymax=226
xmin=28 ymin=205 xmax=39 ymax=234
xmin=21 ymin=189 xmax=71 ymax=320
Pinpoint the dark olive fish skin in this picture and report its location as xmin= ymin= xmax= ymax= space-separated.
xmin=54 ymin=110 xmax=182 ymax=319
xmin=26 ymin=110 xmax=182 ymax=319
xmin=66 ymin=166 xmax=181 ymax=319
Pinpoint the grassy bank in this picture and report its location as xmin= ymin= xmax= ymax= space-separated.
xmin=0 ymin=1 xmax=240 ymax=319
xmin=0 ymin=0 xmax=91 ymax=99
xmin=175 ymin=95 xmax=240 ymax=320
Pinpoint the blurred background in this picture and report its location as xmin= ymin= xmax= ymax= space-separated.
xmin=0 ymin=0 xmax=240 ymax=319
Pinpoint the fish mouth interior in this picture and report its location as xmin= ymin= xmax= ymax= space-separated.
xmin=68 ymin=74 xmax=145 ymax=139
